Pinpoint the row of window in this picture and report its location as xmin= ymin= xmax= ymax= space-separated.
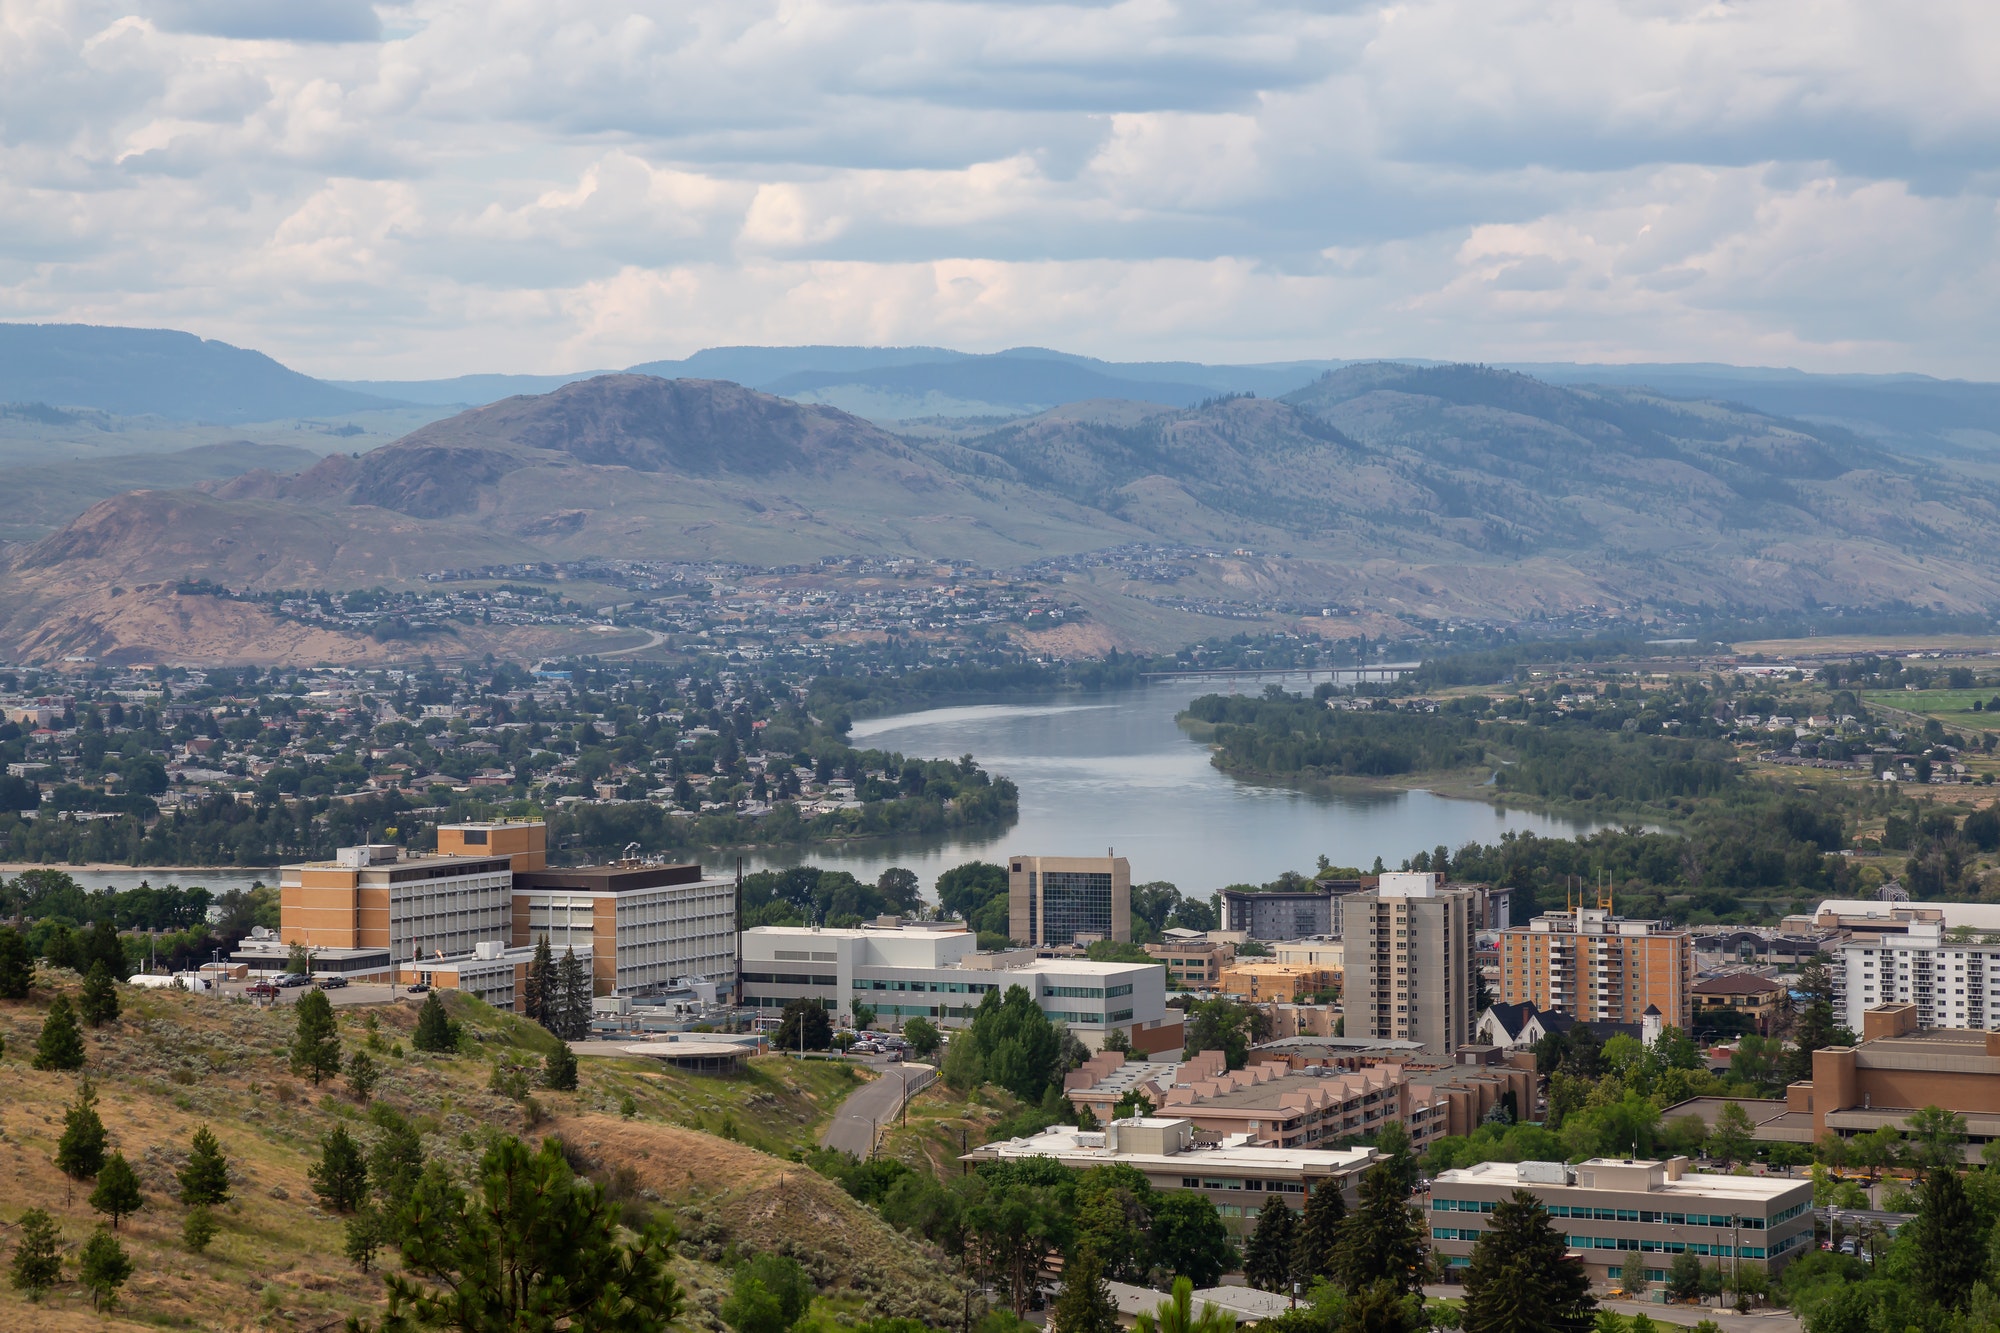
xmin=1180 ymin=1177 xmax=1306 ymax=1193
xmin=1430 ymin=1199 xmax=1770 ymax=1228
xmin=854 ymin=979 xmax=999 ymax=995
xmin=743 ymin=971 xmax=836 ymax=986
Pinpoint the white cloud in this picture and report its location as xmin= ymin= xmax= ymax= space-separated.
xmin=0 ymin=0 xmax=1995 ymax=377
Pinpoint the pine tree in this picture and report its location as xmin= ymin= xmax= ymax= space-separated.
xmin=56 ymin=1075 xmax=109 ymax=1180
xmin=368 ymin=1112 xmax=427 ymax=1220
xmin=1050 ymin=1247 xmax=1120 ymax=1333
xmin=1333 ymin=1162 xmax=1427 ymax=1296
xmin=182 ymin=1206 xmax=219 ymax=1254
xmin=289 ymin=987 xmax=342 ymax=1084
xmin=1243 ymin=1193 xmax=1297 ymax=1291
xmin=89 ymin=1151 xmax=144 ymax=1229
xmin=344 ymin=1206 xmax=384 ymax=1273
xmin=1783 ymin=953 xmax=1843 ymax=1085
xmin=179 ymin=1125 xmax=231 ymax=1206
xmin=524 ymin=934 xmax=555 ymax=1029
xmin=1460 ymin=1190 xmax=1594 ymax=1333
xmin=556 ymin=946 xmax=592 ymax=1040
xmin=310 ymin=1126 xmax=370 ymax=1213
xmin=8 ymin=1207 xmax=62 ymax=1298
xmin=346 ymin=1049 xmax=380 ymax=1102
xmin=543 ymin=1041 xmax=579 ymax=1091
xmin=78 ymin=961 xmax=119 ymax=1027
xmin=33 ymin=992 xmax=86 ymax=1071
xmin=0 ymin=924 xmax=33 ymax=1000
xmin=1909 ymin=1166 xmax=1984 ymax=1311
xmin=82 ymin=919 xmax=130 ymax=982
xmin=78 ymin=1225 xmax=132 ymax=1311
xmin=1294 ymin=1180 xmax=1348 ymax=1285
xmin=413 ymin=990 xmax=457 ymax=1053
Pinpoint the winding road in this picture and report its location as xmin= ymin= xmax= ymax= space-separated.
xmin=821 ymin=1059 xmax=931 ymax=1158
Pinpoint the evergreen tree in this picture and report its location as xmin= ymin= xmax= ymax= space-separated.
xmin=376 ymin=1136 xmax=684 ymax=1329
xmin=1341 ymin=1279 xmax=1428 ymax=1333
xmin=347 ymin=1049 xmax=380 ymax=1102
xmin=8 ymin=1207 xmax=62 ymax=1298
xmin=78 ymin=1225 xmax=132 ymax=1311
xmin=78 ymin=960 xmax=119 ymax=1027
xmin=1149 ymin=1192 xmax=1237 ymax=1288
xmin=55 ymin=1076 xmax=108 ymax=1180
xmin=1243 ymin=1193 xmax=1297 ymax=1291
xmin=524 ymin=934 xmax=555 ymax=1029
xmin=345 ymin=1206 xmax=384 ymax=1273
xmin=82 ymin=919 xmax=131 ymax=982
xmin=179 ymin=1125 xmax=231 ymax=1206
xmin=412 ymin=990 xmax=457 ymax=1053
xmin=32 ymin=992 xmax=86 ymax=1071
xmin=0 ymin=924 xmax=33 ymax=1000
xmin=1783 ymin=953 xmax=1844 ymax=1085
xmin=543 ymin=1041 xmax=579 ymax=1092
xmin=1050 ymin=1247 xmax=1120 ymax=1333
xmin=289 ymin=987 xmax=342 ymax=1085
xmin=1294 ymin=1181 xmax=1348 ymax=1284
xmin=1460 ymin=1190 xmax=1593 ymax=1333
xmin=1666 ymin=1251 xmax=1703 ymax=1303
xmin=89 ymin=1151 xmax=144 ymax=1229
xmin=556 ymin=946 xmax=592 ymax=1040
xmin=775 ymin=997 xmax=833 ymax=1052
xmin=182 ymin=1206 xmax=219 ymax=1254
xmin=369 ymin=1112 xmax=428 ymax=1220
xmin=310 ymin=1125 xmax=370 ymax=1213
xmin=1909 ymin=1166 xmax=1984 ymax=1311
xmin=1333 ymin=1163 xmax=1426 ymax=1296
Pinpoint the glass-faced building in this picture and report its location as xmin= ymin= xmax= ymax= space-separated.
xmin=1008 ymin=854 xmax=1131 ymax=946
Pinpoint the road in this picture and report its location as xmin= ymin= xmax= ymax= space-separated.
xmin=1422 ymin=1288 xmax=1799 ymax=1332
xmin=821 ymin=1059 xmax=927 ymax=1158
xmin=597 ymin=627 xmax=670 ymax=657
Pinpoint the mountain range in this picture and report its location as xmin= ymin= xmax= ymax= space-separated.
xmin=7 ymin=346 xmax=2000 ymax=664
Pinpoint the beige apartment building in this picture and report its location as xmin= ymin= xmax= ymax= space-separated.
xmin=1499 ymin=898 xmax=1694 ymax=1031
xmin=1008 ymin=853 xmax=1131 ymax=947
xmin=1346 ymin=872 xmax=1479 ymax=1055
xmin=1144 ymin=936 xmax=1234 ymax=988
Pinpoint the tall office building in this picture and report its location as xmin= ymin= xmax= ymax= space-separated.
xmin=1347 ymin=872 xmax=1479 ymax=1056
xmin=1498 ymin=898 xmax=1694 ymax=1031
xmin=1008 ymin=853 xmax=1131 ymax=946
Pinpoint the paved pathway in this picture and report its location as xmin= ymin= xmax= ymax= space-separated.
xmin=821 ymin=1059 xmax=926 ymax=1157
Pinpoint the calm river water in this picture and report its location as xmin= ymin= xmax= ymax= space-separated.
xmin=745 ymin=673 xmax=1609 ymax=896
xmin=20 ymin=674 xmax=1611 ymax=901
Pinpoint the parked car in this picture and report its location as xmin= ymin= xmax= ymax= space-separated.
xmin=851 ymin=1042 xmax=880 ymax=1055
xmin=315 ymin=975 xmax=348 ymax=989
xmin=245 ymin=981 xmax=278 ymax=998
xmin=407 ymin=983 xmax=431 ymax=994
xmin=276 ymin=973 xmax=312 ymax=988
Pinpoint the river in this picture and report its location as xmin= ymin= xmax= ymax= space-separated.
xmin=14 ymin=674 xmax=1612 ymax=900
xmin=743 ymin=673 xmax=1611 ymax=894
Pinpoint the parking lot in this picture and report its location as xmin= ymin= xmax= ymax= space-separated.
xmin=204 ymin=978 xmax=413 ymax=1009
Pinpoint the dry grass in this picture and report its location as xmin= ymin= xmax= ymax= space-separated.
xmin=0 ymin=976 xmax=948 ymax=1330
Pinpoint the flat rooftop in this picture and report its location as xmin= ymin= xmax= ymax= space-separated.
xmin=1438 ymin=1159 xmax=1806 ymax=1201
xmin=515 ymin=863 xmax=713 ymax=892
xmin=971 ymin=1123 xmax=1378 ymax=1174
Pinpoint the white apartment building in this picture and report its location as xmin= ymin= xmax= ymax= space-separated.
xmin=1836 ymin=918 xmax=2000 ymax=1032
xmin=740 ymin=923 xmax=1180 ymax=1053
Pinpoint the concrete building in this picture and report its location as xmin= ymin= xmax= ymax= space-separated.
xmin=395 ymin=940 xmax=589 ymax=1012
xmin=511 ymin=862 xmax=736 ymax=998
xmin=1833 ymin=917 xmax=2000 ymax=1032
xmin=1009 ymin=853 xmax=1130 ymax=947
xmin=1498 ymin=900 xmax=1694 ymax=1032
xmin=1345 ymin=873 xmax=1479 ymax=1056
xmin=1222 ymin=883 xmax=1357 ymax=941
xmin=1218 ymin=962 xmax=1337 ymax=1004
xmin=1264 ymin=1003 xmax=1339 ymax=1040
xmin=965 ymin=1116 xmax=1377 ymax=1236
xmin=1272 ymin=938 xmax=1343 ymax=971
xmin=739 ymin=922 xmax=1179 ymax=1053
xmin=1428 ymin=1158 xmax=1814 ymax=1285
xmin=436 ymin=818 xmax=548 ymax=870
xmin=1784 ymin=1002 xmax=2000 ymax=1155
xmin=1799 ymin=897 xmax=2000 ymax=937
xmin=280 ymin=843 xmax=517 ymax=964
xmin=1144 ymin=937 xmax=1234 ymax=989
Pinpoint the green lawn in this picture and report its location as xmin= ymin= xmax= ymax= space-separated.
xmin=1863 ymin=689 xmax=2000 ymax=729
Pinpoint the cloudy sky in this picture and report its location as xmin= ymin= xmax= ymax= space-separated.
xmin=4 ymin=0 xmax=1997 ymax=378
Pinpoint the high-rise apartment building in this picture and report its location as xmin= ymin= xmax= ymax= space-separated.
xmin=1347 ymin=872 xmax=1479 ymax=1055
xmin=1008 ymin=853 xmax=1130 ymax=946
xmin=1498 ymin=899 xmax=1694 ymax=1031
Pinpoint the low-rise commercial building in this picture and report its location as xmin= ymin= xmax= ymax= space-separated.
xmin=1428 ymin=1158 xmax=1814 ymax=1285
xmin=1145 ymin=937 xmax=1234 ymax=988
xmin=1785 ymin=1003 xmax=2000 ymax=1156
xmin=740 ymin=922 xmax=1179 ymax=1053
xmin=965 ymin=1116 xmax=1377 ymax=1235
xmin=1271 ymin=938 xmax=1343 ymax=971
xmin=1219 ymin=962 xmax=1337 ymax=1004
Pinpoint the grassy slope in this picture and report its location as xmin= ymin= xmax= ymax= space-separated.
xmin=0 ymin=978 xmax=963 ymax=1330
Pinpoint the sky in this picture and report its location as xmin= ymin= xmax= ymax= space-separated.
xmin=4 ymin=0 xmax=1999 ymax=379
